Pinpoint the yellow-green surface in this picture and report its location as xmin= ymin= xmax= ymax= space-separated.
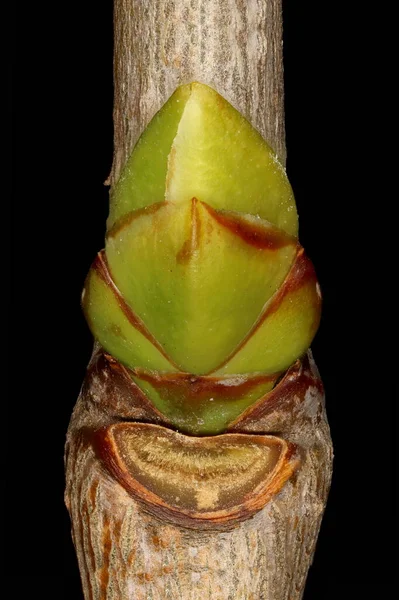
xmin=106 ymin=200 xmax=297 ymax=374
xmin=83 ymin=82 xmax=321 ymax=434
xmin=107 ymin=85 xmax=191 ymax=228
xmin=108 ymin=83 xmax=298 ymax=235
xmin=215 ymin=274 xmax=321 ymax=375
xmin=131 ymin=373 xmax=277 ymax=435
xmin=82 ymin=268 xmax=176 ymax=372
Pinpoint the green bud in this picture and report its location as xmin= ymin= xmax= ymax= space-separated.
xmin=107 ymin=82 xmax=297 ymax=235
xmin=82 ymin=82 xmax=321 ymax=434
xmin=130 ymin=370 xmax=278 ymax=435
xmin=105 ymin=199 xmax=297 ymax=374
xmin=82 ymin=253 xmax=177 ymax=372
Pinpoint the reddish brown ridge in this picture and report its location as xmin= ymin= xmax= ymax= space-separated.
xmin=92 ymin=423 xmax=300 ymax=529
xmin=261 ymin=248 xmax=319 ymax=320
xmin=227 ymin=353 xmax=324 ymax=431
xmin=106 ymin=201 xmax=166 ymax=239
xmin=176 ymin=198 xmax=200 ymax=264
xmin=202 ymin=201 xmax=298 ymax=250
xmin=89 ymin=251 xmax=180 ymax=369
xmin=82 ymin=351 xmax=172 ymax=424
xmin=132 ymin=368 xmax=280 ymax=405
xmin=211 ymin=247 xmax=320 ymax=373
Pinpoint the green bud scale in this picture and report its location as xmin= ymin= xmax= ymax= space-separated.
xmin=82 ymin=82 xmax=321 ymax=435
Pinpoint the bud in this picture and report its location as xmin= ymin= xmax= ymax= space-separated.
xmin=82 ymin=82 xmax=321 ymax=434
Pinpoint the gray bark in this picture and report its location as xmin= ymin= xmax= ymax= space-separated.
xmin=108 ymin=0 xmax=287 ymax=185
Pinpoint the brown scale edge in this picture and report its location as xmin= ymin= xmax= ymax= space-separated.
xmin=89 ymin=423 xmax=300 ymax=530
xmin=82 ymin=346 xmax=321 ymax=437
xmin=88 ymin=250 xmax=180 ymax=369
xmin=227 ymin=352 xmax=324 ymax=432
xmin=130 ymin=367 xmax=280 ymax=403
xmin=211 ymin=247 xmax=320 ymax=373
xmin=201 ymin=201 xmax=298 ymax=250
xmin=106 ymin=201 xmax=167 ymax=239
xmin=71 ymin=346 xmax=322 ymax=532
xmin=176 ymin=197 xmax=200 ymax=263
xmin=82 ymin=349 xmax=173 ymax=425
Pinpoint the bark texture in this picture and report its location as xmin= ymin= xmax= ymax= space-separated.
xmin=66 ymin=352 xmax=332 ymax=600
xmin=109 ymin=0 xmax=287 ymax=185
xmin=66 ymin=1 xmax=333 ymax=598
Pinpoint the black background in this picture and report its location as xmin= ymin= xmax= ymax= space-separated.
xmin=9 ymin=1 xmax=395 ymax=598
